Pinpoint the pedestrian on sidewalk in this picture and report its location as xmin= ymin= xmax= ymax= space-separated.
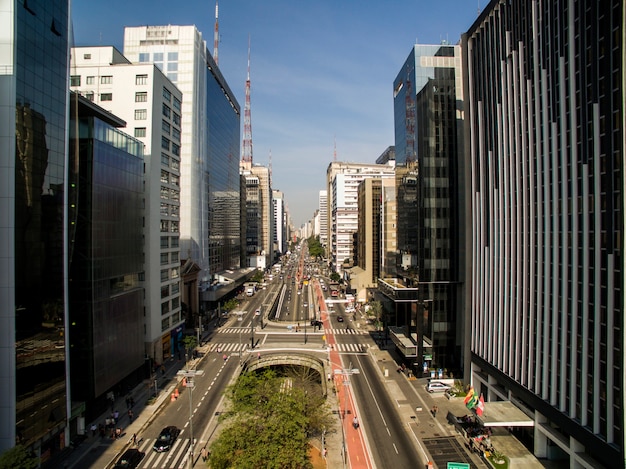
xmin=132 ymin=433 xmax=137 ymax=446
xmin=128 ymin=409 xmax=134 ymax=423
xmin=432 ymin=405 xmax=438 ymax=417
xmin=90 ymin=423 xmax=97 ymax=437
xmin=201 ymin=447 xmax=208 ymax=462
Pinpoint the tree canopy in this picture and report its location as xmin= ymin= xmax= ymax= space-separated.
xmin=0 ymin=445 xmax=37 ymax=469
xmin=208 ymin=368 xmax=332 ymax=469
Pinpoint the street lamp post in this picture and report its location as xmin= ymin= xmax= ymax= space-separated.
xmin=177 ymin=369 xmax=204 ymax=469
xmin=416 ymin=298 xmax=433 ymax=378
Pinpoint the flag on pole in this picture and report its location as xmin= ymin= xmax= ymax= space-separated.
xmin=464 ymin=387 xmax=475 ymax=407
xmin=476 ymin=393 xmax=485 ymax=416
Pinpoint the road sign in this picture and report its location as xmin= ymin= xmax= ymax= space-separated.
xmin=447 ymin=463 xmax=470 ymax=469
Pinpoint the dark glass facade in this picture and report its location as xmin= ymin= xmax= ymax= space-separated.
xmin=392 ymin=44 xmax=464 ymax=375
xmin=206 ymin=59 xmax=241 ymax=273
xmin=68 ymin=99 xmax=145 ymax=415
xmin=2 ymin=0 xmax=71 ymax=460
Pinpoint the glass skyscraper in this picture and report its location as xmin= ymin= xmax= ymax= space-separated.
xmin=0 ymin=0 xmax=71 ymax=461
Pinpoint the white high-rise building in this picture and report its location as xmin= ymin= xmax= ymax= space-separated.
xmin=124 ymin=25 xmax=242 ymax=287
xmin=318 ymin=190 xmax=328 ymax=250
xmin=272 ymin=189 xmax=286 ymax=257
xmin=70 ymin=46 xmax=183 ymax=363
xmin=326 ymin=161 xmax=395 ymax=271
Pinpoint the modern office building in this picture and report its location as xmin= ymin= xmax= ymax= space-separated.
xmin=326 ymin=161 xmax=395 ymax=272
xmin=390 ymin=42 xmax=465 ymax=375
xmin=0 ymin=0 xmax=71 ymax=461
xmin=68 ymin=94 xmax=145 ymax=420
xmin=69 ymin=45 xmax=184 ymax=365
xmin=463 ymin=1 xmax=623 ymax=467
xmin=124 ymin=25 xmax=244 ymax=309
xmin=240 ymin=161 xmax=273 ymax=269
xmin=318 ymin=190 xmax=328 ymax=250
xmin=350 ymin=178 xmax=395 ymax=302
xmin=272 ymin=189 xmax=286 ymax=258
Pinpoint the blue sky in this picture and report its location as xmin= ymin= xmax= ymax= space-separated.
xmin=71 ymin=0 xmax=480 ymax=227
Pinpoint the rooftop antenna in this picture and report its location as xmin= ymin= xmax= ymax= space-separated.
xmin=241 ymin=35 xmax=253 ymax=163
xmin=269 ymin=149 xmax=272 ymax=186
xmin=477 ymin=0 xmax=481 ymax=16
xmin=333 ymin=136 xmax=337 ymax=162
xmin=213 ymin=0 xmax=219 ymax=64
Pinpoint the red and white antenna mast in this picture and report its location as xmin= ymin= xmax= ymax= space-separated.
xmin=213 ymin=1 xmax=219 ymax=64
xmin=241 ymin=35 xmax=253 ymax=163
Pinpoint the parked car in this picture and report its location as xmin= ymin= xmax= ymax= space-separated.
xmin=153 ymin=426 xmax=180 ymax=452
xmin=337 ymin=316 xmax=344 ymax=322
xmin=114 ymin=449 xmax=144 ymax=468
xmin=427 ymin=381 xmax=451 ymax=393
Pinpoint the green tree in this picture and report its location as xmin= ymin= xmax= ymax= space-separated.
xmin=329 ymin=272 xmax=341 ymax=283
xmin=0 ymin=445 xmax=37 ymax=469
xmin=306 ymin=236 xmax=324 ymax=260
xmin=368 ymin=301 xmax=383 ymax=330
xmin=223 ymin=298 xmax=239 ymax=312
xmin=209 ymin=368 xmax=331 ymax=468
xmin=182 ymin=335 xmax=197 ymax=358
xmin=251 ymin=269 xmax=264 ymax=283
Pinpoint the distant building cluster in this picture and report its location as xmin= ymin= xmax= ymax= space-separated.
xmin=0 ymin=1 xmax=623 ymax=468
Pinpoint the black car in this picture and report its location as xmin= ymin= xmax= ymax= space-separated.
xmin=114 ymin=449 xmax=144 ymax=468
xmin=153 ymin=426 xmax=180 ymax=452
xmin=337 ymin=316 xmax=344 ymax=322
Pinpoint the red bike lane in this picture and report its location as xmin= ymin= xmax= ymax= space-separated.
xmin=316 ymin=284 xmax=372 ymax=469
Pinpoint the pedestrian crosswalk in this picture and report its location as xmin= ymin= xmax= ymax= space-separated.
xmin=125 ymin=435 xmax=192 ymax=469
xmin=207 ymin=342 xmax=367 ymax=353
xmin=216 ymin=327 xmax=367 ymax=335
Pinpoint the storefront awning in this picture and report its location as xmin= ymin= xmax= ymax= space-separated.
xmin=477 ymin=401 xmax=534 ymax=427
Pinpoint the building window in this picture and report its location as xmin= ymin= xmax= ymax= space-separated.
xmin=163 ymin=87 xmax=171 ymax=102
xmin=167 ymin=73 xmax=177 ymax=82
xmin=70 ymin=75 xmax=81 ymax=86
xmin=153 ymin=52 xmax=163 ymax=62
xmin=172 ymin=128 xmax=180 ymax=142
xmin=160 ymin=270 xmax=169 ymax=282
xmin=171 ymin=283 xmax=180 ymax=294
xmin=170 ymin=221 xmax=179 ymax=233
xmin=172 ymin=113 xmax=181 ymax=125
xmin=161 ymin=285 xmax=169 ymax=298
xmin=161 ymin=153 xmax=170 ymax=166
xmin=83 ymin=53 xmax=91 ymax=59
xmin=161 ymin=136 xmax=170 ymax=150
xmin=170 ymin=175 xmax=179 ymax=187
xmin=136 ymin=74 xmax=148 ymax=85
xmin=171 ymin=297 xmax=180 ymax=310
xmin=167 ymin=62 xmax=178 ymax=72
xmin=168 ymin=52 xmax=178 ymax=61
xmin=160 ymin=170 xmax=169 ymax=184
xmin=138 ymin=53 xmax=149 ymax=63
xmin=172 ymin=143 xmax=180 ymax=156
xmin=135 ymin=91 xmax=148 ymax=102
xmin=160 ymin=202 xmax=169 ymax=216
xmin=101 ymin=75 xmax=112 ymax=84
xmin=160 ymin=186 xmax=170 ymax=200
xmin=160 ymin=253 xmax=169 ymax=265
xmin=86 ymin=76 xmax=95 ymax=85
xmin=162 ymin=104 xmax=171 ymax=118
xmin=173 ymin=97 xmax=181 ymax=111
xmin=162 ymin=121 xmax=170 ymax=135
xmin=160 ymin=236 xmax=169 ymax=248
xmin=171 ymin=237 xmax=179 ymax=248
xmin=161 ymin=301 xmax=170 ymax=315
xmin=160 ymin=220 xmax=169 ymax=232
xmin=171 ymin=252 xmax=179 ymax=263
xmin=84 ymin=92 xmax=94 ymax=101
xmin=170 ymin=268 xmax=179 ymax=279
xmin=134 ymin=127 xmax=146 ymax=138
xmin=100 ymin=93 xmax=112 ymax=101
xmin=135 ymin=109 xmax=147 ymax=120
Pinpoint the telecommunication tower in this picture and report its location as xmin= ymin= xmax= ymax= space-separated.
xmin=241 ymin=36 xmax=253 ymax=163
xmin=213 ymin=1 xmax=219 ymax=64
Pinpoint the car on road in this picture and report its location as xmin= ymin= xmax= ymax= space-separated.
xmin=114 ymin=449 xmax=144 ymax=468
xmin=337 ymin=316 xmax=344 ymax=322
xmin=153 ymin=426 xmax=180 ymax=452
xmin=426 ymin=381 xmax=451 ymax=393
